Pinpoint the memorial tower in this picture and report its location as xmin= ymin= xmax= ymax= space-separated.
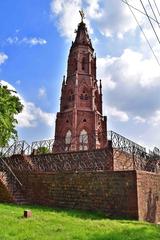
xmin=54 ymin=11 xmax=107 ymax=152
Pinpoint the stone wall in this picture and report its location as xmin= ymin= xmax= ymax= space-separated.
xmin=137 ymin=171 xmax=160 ymax=223
xmin=15 ymin=170 xmax=138 ymax=220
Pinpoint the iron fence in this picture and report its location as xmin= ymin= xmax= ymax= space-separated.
xmin=0 ymin=131 xmax=159 ymax=163
xmin=0 ymin=141 xmax=31 ymax=157
xmin=31 ymin=139 xmax=54 ymax=154
xmin=108 ymin=130 xmax=147 ymax=158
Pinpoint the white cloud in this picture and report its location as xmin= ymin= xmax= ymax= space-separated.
xmin=17 ymin=102 xmax=55 ymax=128
xmin=6 ymin=37 xmax=47 ymax=46
xmin=98 ymin=48 xmax=160 ymax=89
xmin=38 ymin=87 xmax=46 ymax=98
xmin=22 ymin=37 xmax=47 ymax=46
xmin=50 ymin=0 xmax=142 ymax=39
xmin=134 ymin=116 xmax=146 ymax=124
xmin=150 ymin=110 xmax=160 ymax=126
xmin=50 ymin=0 xmax=93 ymax=40
xmin=51 ymin=0 xmax=82 ymax=40
xmin=92 ymin=0 xmax=138 ymax=38
xmin=105 ymin=106 xmax=129 ymax=122
xmin=97 ymin=57 xmax=117 ymax=90
xmin=7 ymin=37 xmax=19 ymax=45
xmin=0 ymin=80 xmax=55 ymax=128
xmin=0 ymin=53 xmax=8 ymax=65
xmin=86 ymin=0 xmax=102 ymax=19
xmin=97 ymin=48 xmax=160 ymax=128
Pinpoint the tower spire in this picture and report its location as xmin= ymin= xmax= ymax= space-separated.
xmin=71 ymin=10 xmax=93 ymax=50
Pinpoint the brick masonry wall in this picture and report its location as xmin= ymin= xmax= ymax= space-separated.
xmin=2 ymin=146 xmax=113 ymax=173
xmin=30 ymin=146 xmax=113 ymax=172
xmin=136 ymin=171 xmax=160 ymax=223
xmin=113 ymin=149 xmax=147 ymax=171
xmin=4 ymin=155 xmax=36 ymax=171
xmin=15 ymin=170 xmax=138 ymax=220
xmin=113 ymin=149 xmax=134 ymax=170
xmin=3 ymin=146 xmax=158 ymax=174
xmin=0 ymin=173 xmax=13 ymax=203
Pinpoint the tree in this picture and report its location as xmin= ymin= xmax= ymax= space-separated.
xmin=36 ymin=146 xmax=50 ymax=154
xmin=0 ymin=84 xmax=23 ymax=147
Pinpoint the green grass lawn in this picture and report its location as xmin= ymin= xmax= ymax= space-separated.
xmin=0 ymin=203 xmax=159 ymax=240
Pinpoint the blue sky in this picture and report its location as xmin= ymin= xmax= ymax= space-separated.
xmin=0 ymin=0 xmax=160 ymax=151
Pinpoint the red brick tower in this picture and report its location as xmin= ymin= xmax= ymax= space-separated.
xmin=53 ymin=12 xmax=107 ymax=152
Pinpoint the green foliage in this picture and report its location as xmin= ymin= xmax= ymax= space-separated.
xmin=0 ymin=84 xmax=23 ymax=147
xmin=36 ymin=146 xmax=50 ymax=154
xmin=0 ymin=203 xmax=159 ymax=240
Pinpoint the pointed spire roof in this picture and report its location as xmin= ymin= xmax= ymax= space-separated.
xmin=71 ymin=10 xmax=93 ymax=50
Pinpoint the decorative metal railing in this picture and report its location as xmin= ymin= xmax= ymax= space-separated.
xmin=31 ymin=139 xmax=54 ymax=154
xmin=0 ymin=141 xmax=31 ymax=157
xmin=108 ymin=131 xmax=147 ymax=158
xmin=0 ymin=131 xmax=159 ymax=157
xmin=0 ymin=131 xmax=159 ymax=171
xmin=31 ymin=132 xmax=107 ymax=154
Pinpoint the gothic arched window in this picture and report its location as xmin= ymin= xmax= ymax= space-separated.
xmin=68 ymin=90 xmax=74 ymax=102
xmin=80 ymin=89 xmax=89 ymax=101
xmin=82 ymin=57 xmax=85 ymax=70
xmin=65 ymin=130 xmax=72 ymax=151
xmin=79 ymin=129 xmax=88 ymax=151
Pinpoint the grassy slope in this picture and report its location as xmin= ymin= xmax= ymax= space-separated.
xmin=0 ymin=203 xmax=159 ymax=240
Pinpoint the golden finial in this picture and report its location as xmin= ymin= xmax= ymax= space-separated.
xmin=79 ymin=9 xmax=85 ymax=22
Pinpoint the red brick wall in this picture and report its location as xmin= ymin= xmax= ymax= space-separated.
xmin=136 ymin=171 xmax=160 ymax=223
xmin=0 ymin=176 xmax=13 ymax=203
xmin=16 ymin=170 xmax=138 ymax=219
xmin=113 ymin=149 xmax=147 ymax=171
xmin=30 ymin=147 xmax=113 ymax=172
xmin=113 ymin=149 xmax=134 ymax=170
xmin=4 ymin=147 xmax=113 ymax=173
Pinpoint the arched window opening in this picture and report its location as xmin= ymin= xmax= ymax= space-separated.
xmin=80 ymin=89 xmax=89 ymax=101
xmin=85 ymin=94 xmax=88 ymax=100
xmin=65 ymin=130 xmax=72 ymax=151
xmin=80 ymin=94 xmax=83 ymax=100
xmin=79 ymin=129 xmax=88 ymax=151
xmin=68 ymin=90 xmax=74 ymax=102
xmin=82 ymin=57 xmax=85 ymax=70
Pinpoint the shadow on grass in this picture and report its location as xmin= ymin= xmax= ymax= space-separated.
xmin=1 ymin=203 xmax=159 ymax=227
xmin=89 ymin=226 xmax=160 ymax=240
xmin=1 ymin=203 xmax=106 ymax=220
